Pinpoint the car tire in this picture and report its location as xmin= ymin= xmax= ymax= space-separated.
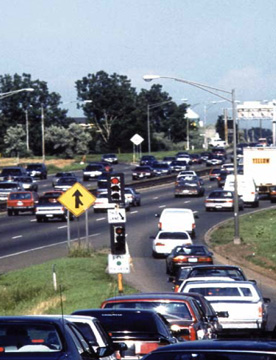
xmin=206 ymin=207 xmax=210 ymax=212
xmin=152 ymin=251 xmax=159 ymax=259
xmin=7 ymin=209 xmax=13 ymax=216
xmin=36 ymin=217 xmax=42 ymax=223
xmin=14 ymin=210 xmax=19 ymax=216
xmin=254 ymin=201 xmax=259 ymax=207
xmin=166 ymin=264 xmax=170 ymax=275
xmin=94 ymin=209 xmax=99 ymax=213
xmin=137 ymin=200 xmax=141 ymax=206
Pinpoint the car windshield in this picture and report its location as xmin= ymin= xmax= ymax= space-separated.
xmin=159 ymin=232 xmax=189 ymax=240
xmin=0 ymin=322 xmax=62 ymax=352
xmin=1 ymin=169 xmax=22 ymax=176
xmin=134 ymin=167 xmax=150 ymax=171
xmin=0 ymin=183 xmax=18 ymax=189
xmin=17 ymin=177 xmax=32 ymax=183
xmin=27 ymin=165 xmax=42 ymax=170
xmin=86 ymin=165 xmax=102 ymax=171
xmin=57 ymin=178 xmax=76 ymax=185
xmin=104 ymin=302 xmax=192 ymax=320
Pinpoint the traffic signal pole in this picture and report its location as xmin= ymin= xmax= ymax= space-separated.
xmin=118 ymin=273 xmax=123 ymax=293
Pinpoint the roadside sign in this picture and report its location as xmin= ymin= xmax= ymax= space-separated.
xmin=130 ymin=133 xmax=144 ymax=145
xmin=58 ymin=182 xmax=96 ymax=217
xmin=107 ymin=208 xmax=126 ymax=224
xmin=108 ymin=254 xmax=130 ymax=274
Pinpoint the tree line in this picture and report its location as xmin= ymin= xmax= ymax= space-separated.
xmin=0 ymin=72 xmax=201 ymax=158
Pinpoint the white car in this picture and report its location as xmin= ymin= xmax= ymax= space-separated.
xmin=176 ymin=170 xmax=197 ymax=179
xmin=181 ymin=280 xmax=270 ymax=334
xmin=157 ymin=208 xmax=197 ymax=238
xmin=152 ymin=231 xmax=192 ymax=258
xmin=177 ymin=276 xmax=235 ymax=293
xmin=221 ymin=163 xmax=234 ymax=172
xmin=93 ymin=193 xmax=130 ymax=213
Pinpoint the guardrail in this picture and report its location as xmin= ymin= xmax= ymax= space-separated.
xmin=0 ymin=167 xmax=213 ymax=213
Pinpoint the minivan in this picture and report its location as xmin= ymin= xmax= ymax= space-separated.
xmin=224 ymin=174 xmax=259 ymax=207
xmin=157 ymin=208 xmax=197 ymax=238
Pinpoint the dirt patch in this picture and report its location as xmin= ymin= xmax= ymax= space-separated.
xmin=0 ymin=158 xmax=75 ymax=169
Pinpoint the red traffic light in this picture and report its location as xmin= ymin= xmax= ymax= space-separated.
xmin=111 ymin=177 xmax=120 ymax=185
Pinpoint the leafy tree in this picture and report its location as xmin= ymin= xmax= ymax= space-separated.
xmin=3 ymin=125 xmax=27 ymax=157
xmin=45 ymin=124 xmax=92 ymax=158
xmin=0 ymin=73 xmax=71 ymax=155
xmin=75 ymin=71 xmax=137 ymax=150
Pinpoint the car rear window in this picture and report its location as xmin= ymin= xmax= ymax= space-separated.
xmin=92 ymin=312 xmax=159 ymax=333
xmin=175 ymin=246 xmax=207 ymax=255
xmin=0 ymin=322 xmax=62 ymax=352
xmin=189 ymin=268 xmax=245 ymax=280
xmin=188 ymin=287 xmax=242 ymax=297
xmin=159 ymin=232 xmax=189 ymax=240
xmin=10 ymin=193 xmax=31 ymax=200
xmin=103 ymin=302 xmax=192 ymax=320
xmin=1 ymin=169 xmax=23 ymax=176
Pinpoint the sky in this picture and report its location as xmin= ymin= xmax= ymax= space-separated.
xmin=1 ymin=0 xmax=276 ymax=129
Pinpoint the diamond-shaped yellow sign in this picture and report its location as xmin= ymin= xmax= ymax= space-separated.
xmin=58 ymin=182 xmax=96 ymax=217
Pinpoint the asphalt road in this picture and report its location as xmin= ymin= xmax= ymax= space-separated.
xmin=1 ymin=167 xmax=276 ymax=330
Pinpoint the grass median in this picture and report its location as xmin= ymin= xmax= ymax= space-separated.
xmin=209 ymin=207 xmax=276 ymax=275
xmin=0 ymin=247 xmax=136 ymax=315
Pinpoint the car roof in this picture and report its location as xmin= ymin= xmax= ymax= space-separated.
xmin=147 ymin=339 xmax=276 ymax=353
xmin=102 ymin=292 xmax=199 ymax=302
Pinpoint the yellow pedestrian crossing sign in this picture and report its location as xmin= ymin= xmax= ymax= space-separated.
xmin=58 ymin=182 xmax=96 ymax=217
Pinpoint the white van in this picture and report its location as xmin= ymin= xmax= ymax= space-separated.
xmin=157 ymin=208 xmax=197 ymax=238
xmin=224 ymin=174 xmax=259 ymax=207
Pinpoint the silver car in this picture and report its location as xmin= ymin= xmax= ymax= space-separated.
xmin=205 ymin=189 xmax=244 ymax=211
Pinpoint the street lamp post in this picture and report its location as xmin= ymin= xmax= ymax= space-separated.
xmin=0 ymin=88 xmax=34 ymax=100
xmin=143 ymin=74 xmax=240 ymax=244
xmin=41 ymin=106 xmax=45 ymax=162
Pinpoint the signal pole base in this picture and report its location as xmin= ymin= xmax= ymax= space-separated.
xmin=233 ymin=236 xmax=241 ymax=245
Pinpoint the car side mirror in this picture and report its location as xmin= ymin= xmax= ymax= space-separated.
xmin=155 ymin=213 xmax=160 ymax=218
xmin=264 ymin=297 xmax=271 ymax=304
xmin=97 ymin=346 xmax=114 ymax=357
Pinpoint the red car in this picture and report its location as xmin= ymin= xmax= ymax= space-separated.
xmin=101 ymin=292 xmax=218 ymax=341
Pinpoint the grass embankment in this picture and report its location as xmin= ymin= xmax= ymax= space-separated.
xmin=0 ymin=248 xmax=136 ymax=315
xmin=209 ymin=208 xmax=276 ymax=274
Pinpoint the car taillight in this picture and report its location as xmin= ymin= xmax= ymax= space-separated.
xmin=258 ymin=302 xmax=263 ymax=318
xmin=198 ymin=256 xmax=213 ymax=263
xmin=155 ymin=242 xmax=165 ymax=247
xmin=174 ymin=285 xmax=180 ymax=292
xmin=226 ymin=200 xmax=233 ymax=203
xmin=192 ymin=223 xmax=195 ymax=229
xmin=189 ymin=325 xmax=197 ymax=341
xmin=137 ymin=342 xmax=159 ymax=354
xmin=158 ymin=222 xmax=162 ymax=230
xmin=173 ymin=256 xmax=188 ymax=262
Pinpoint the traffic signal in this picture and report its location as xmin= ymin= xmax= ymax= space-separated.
xmin=110 ymin=224 xmax=126 ymax=255
xmin=108 ymin=173 xmax=125 ymax=204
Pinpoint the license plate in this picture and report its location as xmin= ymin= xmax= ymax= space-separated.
xmin=17 ymin=201 xmax=23 ymax=206
xmin=188 ymin=258 xmax=198 ymax=262
xmin=215 ymin=205 xmax=222 ymax=209
xmin=46 ymin=214 xmax=53 ymax=217
xmin=183 ymin=190 xmax=189 ymax=193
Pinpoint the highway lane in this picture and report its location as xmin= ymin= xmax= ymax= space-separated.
xmin=0 ymin=173 xmax=275 ymax=329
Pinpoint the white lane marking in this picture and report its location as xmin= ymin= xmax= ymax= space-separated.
xmin=159 ymin=205 xmax=166 ymax=208
xmin=153 ymin=197 xmax=159 ymax=199
xmin=184 ymin=201 xmax=191 ymax=203
xmin=96 ymin=217 xmax=106 ymax=221
xmin=30 ymin=219 xmax=36 ymax=222
xmin=12 ymin=235 xmax=23 ymax=239
xmin=58 ymin=226 xmax=67 ymax=229
xmin=90 ymin=233 xmax=101 ymax=237
xmin=130 ymin=210 xmax=138 ymax=214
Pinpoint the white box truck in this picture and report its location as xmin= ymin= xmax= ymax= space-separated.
xmin=243 ymin=147 xmax=276 ymax=196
